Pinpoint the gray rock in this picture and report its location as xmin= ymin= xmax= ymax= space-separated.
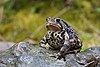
xmin=0 ymin=42 xmax=100 ymax=67
xmin=0 ymin=42 xmax=14 ymax=51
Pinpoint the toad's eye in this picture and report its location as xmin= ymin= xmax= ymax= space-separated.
xmin=55 ymin=18 xmax=60 ymax=22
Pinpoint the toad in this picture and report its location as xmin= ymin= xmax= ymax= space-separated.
xmin=40 ymin=17 xmax=82 ymax=60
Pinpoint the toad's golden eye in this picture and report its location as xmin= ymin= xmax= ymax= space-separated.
xmin=55 ymin=18 xmax=60 ymax=22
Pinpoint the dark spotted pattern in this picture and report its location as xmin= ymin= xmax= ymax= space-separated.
xmin=46 ymin=31 xmax=65 ymax=49
xmin=40 ymin=17 xmax=82 ymax=59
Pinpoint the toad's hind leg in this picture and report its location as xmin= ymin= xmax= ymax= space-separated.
xmin=55 ymin=41 xmax=81 ymax=60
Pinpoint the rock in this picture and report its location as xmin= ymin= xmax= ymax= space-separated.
xmin=0 ymin=42 xmax=14 ymax=51
xmin=0 ymin=42 xmax=100 ymax=67
xmin=65 ymin=47 xmax=100 ymax=67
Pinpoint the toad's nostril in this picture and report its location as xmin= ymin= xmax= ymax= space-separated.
xmin=46 ymin=17 xmax=52 ymax=21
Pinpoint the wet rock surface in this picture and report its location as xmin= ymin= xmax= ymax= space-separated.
xmin=0 ymin=42 xmax=100 ymax=67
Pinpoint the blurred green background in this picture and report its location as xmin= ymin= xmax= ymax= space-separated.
xmin=0 ymin=0 xmax=100 ymax=50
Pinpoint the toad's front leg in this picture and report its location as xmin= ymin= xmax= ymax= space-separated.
xmin=40 ymin=34 xmax=49 ymax=49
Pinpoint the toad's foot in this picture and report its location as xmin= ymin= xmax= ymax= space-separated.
xmin=50 ymin=53 xmax=66 ymax=61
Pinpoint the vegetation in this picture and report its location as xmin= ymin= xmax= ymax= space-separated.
xmin=0 ymin=0 xmax=100 ymax=50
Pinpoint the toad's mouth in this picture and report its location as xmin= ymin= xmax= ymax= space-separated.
xmin=46 ymin=23 xmax=61 ymax=31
